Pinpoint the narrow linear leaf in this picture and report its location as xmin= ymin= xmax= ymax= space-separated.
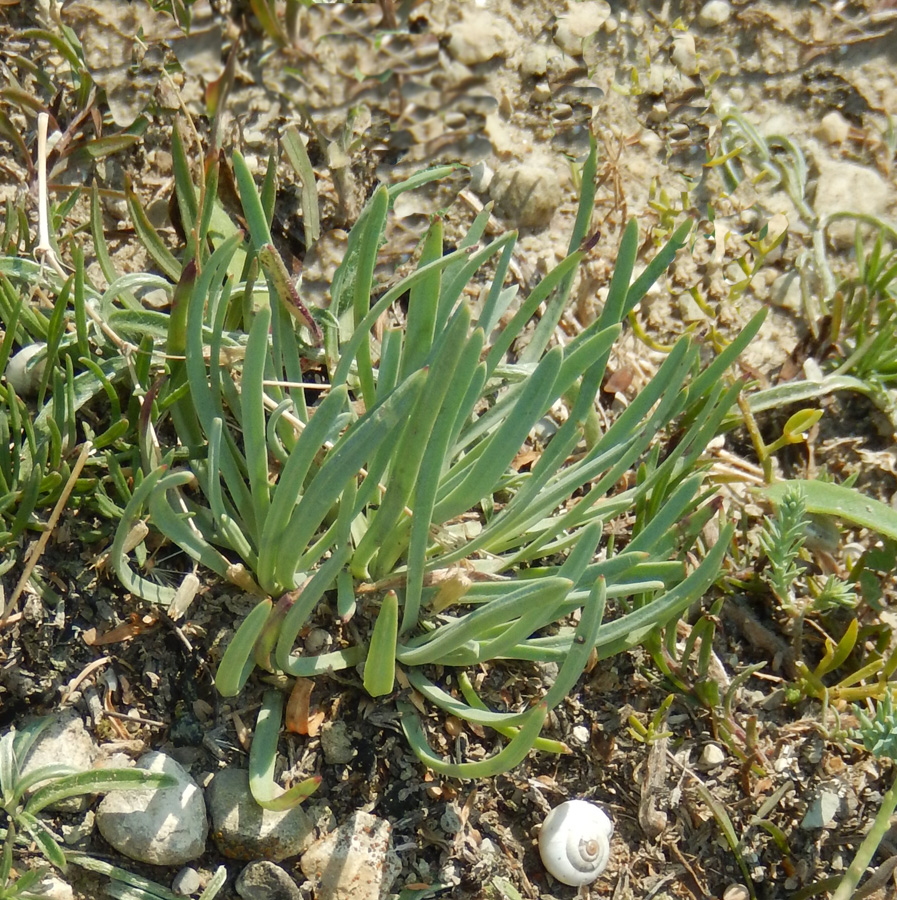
xmin=363 ymin=591 xmax=398 ymax=697
xmin=249 ymin=690 xmax=321 ymax=809
xmin=399 ymin=700 xmax=547 ymax=779
xmin=215 ymin=598 xmax=273 ymax=697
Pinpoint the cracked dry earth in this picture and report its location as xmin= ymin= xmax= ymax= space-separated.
xmin=2 ymin=1 xmax=897 ymax=900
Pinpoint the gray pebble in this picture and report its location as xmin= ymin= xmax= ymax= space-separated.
xmin=800 ymin=790 xmax=840 ymax=830
xmin=172 ymin=867 xmax=202 ymax=896
xmin=320 ymin=721 xmax=356 ymax=766
xmin=235 ymin=861 xmax=302 ymax=900
xmin=206 ymin=769 xmax=314 ymax=862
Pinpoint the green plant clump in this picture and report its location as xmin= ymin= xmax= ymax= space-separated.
xmin=105 ymin=136 xmax=767 ymax=784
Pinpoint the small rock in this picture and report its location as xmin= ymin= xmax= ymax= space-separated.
xmin=697 ymin=1 xmax=732 ymax=27
xmin=172 ymin=867 xmax=202 ymax=896
xmin=671 ymin=33 xmax=698 ymax=76
xmin=19 ymin=713 xmax=100 ymax=811
xmin=447 ymin=12 xmax=505 ymax=65
xmin=532 ymin=80 xmax=552 ymax=103
xmin=235 ymin=861 xmax=302 ymax=900
xmin=320 ymin=721 xmax=356 ymax=766
xmin=519 ymin=44 xmax=554 ymax=77
xmin=769 ymin=271 xmax=802 ymax=312
xmin=34 ymin=873 xmax=74 ymax=900
xmin=814 ymin=157 xmax=895 ymax=248
xmin=304 ymin=628 xmax=332 ymax=655
xmin=300 ymin=812 xmax=401 ymax=900
xmin=96 ymin=752 xmax=207 ymax=866
xmin=800 ymin=790 xmax=840 ymax=830
xmin=61 ymin=810 xmax=95 ymax=846
xmin=468 ymin=160 xmax=494 ymax=194
xmin=677 ymin=292 xmax=705 ymax=323
xmin=815 ymin=111 xmax=850 ymax=145
xmin=723 ymin=886 xmax=750 ymax=900
xmin=489 ymin=162 xmax=561 ymax=228
xmin=699 ymin=743 xmax=726 ymax=769
xmin=206 ymin=769 xmax=314 ymax=862
xmin=554 ymin=1 xmax=611 ymax=56
xmin=439 ymin=804 xmax=463 ymax=835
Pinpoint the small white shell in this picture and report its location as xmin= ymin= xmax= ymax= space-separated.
xmin=6 ymin=343 xmax=47 ymax=397
xmin=539 ymin=799 xmax=613 ymax=886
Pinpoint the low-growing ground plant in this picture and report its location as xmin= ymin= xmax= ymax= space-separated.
xmin=98 ymin=131 xmax=770 ymax=789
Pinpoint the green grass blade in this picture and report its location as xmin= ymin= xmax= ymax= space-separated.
xmin=26 ymin=770 xmax=175 ymax=815
xmin=275 ymin=543 xmax=351 ymax=671
xmin=543 ymin=576 xmax=605 ymax=708
xmin=124 ymin=176 xmax=180 ymax=282
xmin=598 ymin=218 xmax=639 ymax=329
xmin=274 ymin=369 xmax=427 ymax=588
xmin=215 ymin=598 xmax=272 ymax=697
xmin=594 ymin=525 xmax=732 ymax=659
xmin=109 ymin=467 xmax=177 ymax=606
xmin=399 ymin=700 xmax=547 ymax=779
xmin=434 ymin=347 xmax=562 ymax=522
xmin=231 ymin=150 xmax=274 ymax=249
xmin=241 ymin=304 xmax=272 ymax=531
xmin=625 ymin=218 xmax=692 ymax=315
xmin=249 ymin=690 xmax=321 ymax=809
xmin=356 ymin=303 xmax=472 ymax=578
xmin=282 ymin=126 xmax=320 ymax=247
xmin=363 ymin=590 xmax=398 ymax=697
xmin=397 ymin=577 xmax=572 ymax=667
xmin=256 ymin=384 xmax=350 ymax=590
xmin=400 ymin=217 xmax=443 ymax=377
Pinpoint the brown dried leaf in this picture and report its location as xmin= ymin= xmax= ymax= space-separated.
xmin=286 ymin=677 xmax=325 ymax=736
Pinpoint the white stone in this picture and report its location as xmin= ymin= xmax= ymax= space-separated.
xmin=96 ymin=752 xmax=207 ymax=865
xmin=699 ymin=743 xmax=726 ymax=768
xmin=448 ymin=11 xmax=505 ymax=65
xmin=723 ymin=886 xmax=750 ymax=900
xmin=671 ymin=33 xmax=698 ymax=75
xmin=18 ymin=713 xmax=99 ymax=811
xmin=34 ymin=873 xmax=74 ymax=900
xmin=697 ymin=1 xmax=731 ymax=28
xmin=206 ymin=769 xmax=314 ymax=862
xmin=6 ymin=344 xmax=48 ymax=397
xmin=554 ymin=1 xmax=611 ymax=56
xmin=300 ymin=812 xmax=401 ymax=900
xmin=815 ymin=111 xmax=850 ymax=145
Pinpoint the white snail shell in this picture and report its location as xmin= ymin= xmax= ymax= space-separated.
xmin=6 ymin=343 xmax=47 ymax=397
xmin=539 ymin=799 xmax=613 ymax=886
